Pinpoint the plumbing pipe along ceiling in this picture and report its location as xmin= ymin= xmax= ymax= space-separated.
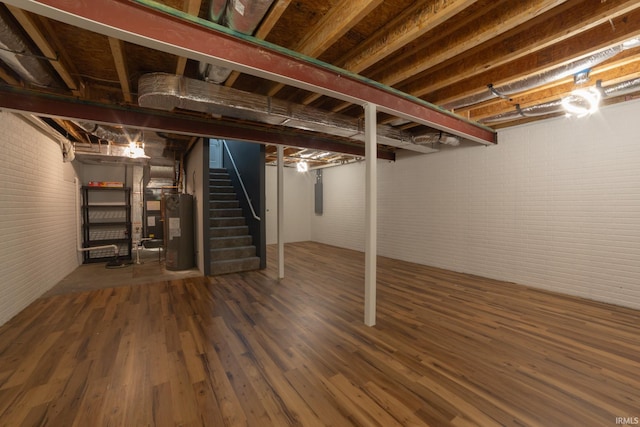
xmin=1 ymin=0 xmax=640 ymax=165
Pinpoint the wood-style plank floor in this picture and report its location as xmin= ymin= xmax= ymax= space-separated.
xmin=0 ymin=242 xmax=639 ymax=426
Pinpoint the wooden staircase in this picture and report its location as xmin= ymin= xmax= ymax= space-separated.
xmin=209 ymin=168 xmax=260 ymax=275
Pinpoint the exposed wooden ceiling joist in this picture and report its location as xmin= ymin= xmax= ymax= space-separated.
xmin=5 ymin=0 xmax=494 ymax=145
xmin=174 ymin=0 xmax=202 ymax=76
xmin=404 ymin=0 xmax=640 ymax=102
xmin=267 ymin=0 xmax=383 ymax=97
xmin=108 ymin=37 xmax=132 ymax=103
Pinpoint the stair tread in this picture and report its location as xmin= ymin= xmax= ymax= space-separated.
xmin=212 ymin=256 xmax=259 ymax=262
xmin=211 ymin=216 xmax=245 ymax=220
xmin=211 ymin=235 xmax=251 ymax=240
xmin=212 ymin=245 xmax=256 ymax=251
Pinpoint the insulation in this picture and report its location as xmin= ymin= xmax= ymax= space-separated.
xmin=138 ymin=72 xmax=435 ymax=152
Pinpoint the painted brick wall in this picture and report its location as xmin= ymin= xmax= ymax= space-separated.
xmin=310 ymin=162 xmax=366 ymax=251
xmin=313 ymin=99 xmax=640 ymax=310
xmin=265 ymin=166 xmax=313 ymax=245
xmin=0 ymin=112 xmax=80 ymax=326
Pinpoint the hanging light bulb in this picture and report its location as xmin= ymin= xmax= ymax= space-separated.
xmin=128 ymin=141 xmax=147 ymax=158
xmin=296 ymin=161 xmax=308 ymax=172
xmin=561 ymin=87 xmax=601 ymax=118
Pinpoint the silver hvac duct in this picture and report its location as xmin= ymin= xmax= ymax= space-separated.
xmin=480 ymin=76 xmax=640 ymax=124
xmin=200 ymin=0 xmax=276 ymax=84
xmin=209 ymin=0 xmax=227 ymax=23
xmin=413 ymin=132 xmax=460 ymax=146
xmin=603 ymin=77 xmax=640 ymax=97
xmin=138 ymin=72 xmax=437 ymax=153
xmin=443 ymin=41 xmax=637 ymax=111
xmin=0 ymin=7 xmax=57 ymax=88
xmin=73 ymin=121 xmax=143 ymax=144
xmin=224 ymin=0 xmax=274 ymax=34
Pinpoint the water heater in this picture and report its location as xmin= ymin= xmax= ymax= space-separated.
xmin=164 ymin=193 xmax=194 ymax=270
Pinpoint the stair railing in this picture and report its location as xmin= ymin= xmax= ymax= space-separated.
xmin=222 ymin=140 xmax=261 ymax=221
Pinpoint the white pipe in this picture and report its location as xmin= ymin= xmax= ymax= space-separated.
xmin=74 ymin=177 xmax=119 ymax=257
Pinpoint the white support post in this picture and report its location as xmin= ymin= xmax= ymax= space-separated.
xmin=277 ymin=145 xmax=285 ymax=279
xmin=364 ymin=103 xmax=377 ymax=326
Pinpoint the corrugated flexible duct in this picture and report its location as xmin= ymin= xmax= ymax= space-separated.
xmin=200 ymin=0 xmax=275 ymax=84
xmin=138 ymin=72 xmax=437 ymax=153
xmin=443 ymin=43 xmax=633 ymax=111
xmin=480 ymin=76 xmax=640 ymax=124
xmin=0 ymin=7 xmax=58 ymax=88
xmin=73 ymin=121 xmax=143 ymax=144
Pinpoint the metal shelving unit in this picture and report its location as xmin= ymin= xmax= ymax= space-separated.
xmin=81 ymin=186 xmax=132 ymax=263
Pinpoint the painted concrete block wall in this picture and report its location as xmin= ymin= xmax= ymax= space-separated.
xmin=310 ymin=162 xmax=366 ymax=252
xmin=0 ymin=112 xmax=80 ymax=326
xmin=265 ymin=166 xmax=313 ymax=245
xmin=312 ymin=99 xmax=640 ymax=310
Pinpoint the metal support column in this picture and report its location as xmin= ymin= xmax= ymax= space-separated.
xmin=277 ymin=145 xmax=285 ymax=279
xmin=364 ymin=103 xmax=377 ymax=326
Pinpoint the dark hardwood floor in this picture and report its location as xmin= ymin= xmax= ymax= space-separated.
xmin=0 ymin=241 xmax=638 ymax=426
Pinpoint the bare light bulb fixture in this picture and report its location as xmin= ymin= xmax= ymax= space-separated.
xmin=128 ymin=141 xmax=146 ymax=158
xmin=296 ymin=161 xmax=309 ymax=173
xmin=561 ymin=87 xmax=601 ymax=118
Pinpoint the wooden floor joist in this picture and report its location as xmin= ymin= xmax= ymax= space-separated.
xmin=0 ymin=241 xmax=638 ymax=426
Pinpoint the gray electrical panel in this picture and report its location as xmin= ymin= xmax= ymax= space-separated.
xmin=315 ymin=169 xmax=323 ymax=215
xmin=164 ymin=193 xmax=194 ymax=270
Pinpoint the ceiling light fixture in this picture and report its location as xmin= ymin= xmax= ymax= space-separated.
xmin=561 ymin=87 xmax=601 ymax=118
xmin=296 ymin=161 xmax=308 ymax=173
xmin=128 ymin=141 xmax=146 ymax=158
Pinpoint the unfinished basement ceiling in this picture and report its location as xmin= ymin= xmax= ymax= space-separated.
xmin=1 ymin=0 xmax=640 ymax=166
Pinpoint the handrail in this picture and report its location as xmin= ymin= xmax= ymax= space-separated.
xmin=222 ymin=140 xmax=261 ymax=221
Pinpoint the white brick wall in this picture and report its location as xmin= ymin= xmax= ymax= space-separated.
xmin=266 ymin=165 xmax=313 ymax=245
xmin=0 ymin=112 xmax=80 ymax=326
xmin=310 ymin=162 xmax=366 ymax=251
xmin=313 ymin=99 xmax=640 ymax=310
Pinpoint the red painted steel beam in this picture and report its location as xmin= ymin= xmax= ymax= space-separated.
xmin=0 ymin=85 xmax=395 ymax=160
xmin=6 ymin=0 xmax=497 ymax=145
